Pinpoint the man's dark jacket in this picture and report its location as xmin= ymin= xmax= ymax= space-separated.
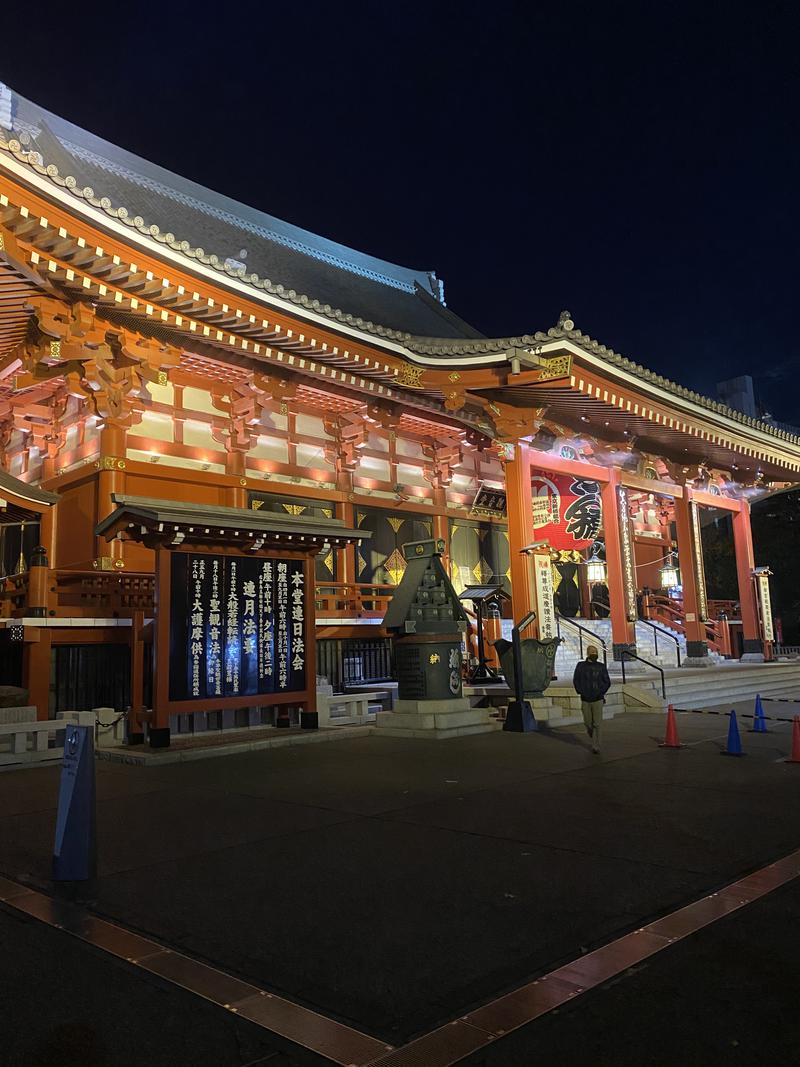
xmin=573 ymin=658 xmax=611 ymax=703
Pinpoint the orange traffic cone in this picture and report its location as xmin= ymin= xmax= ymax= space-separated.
xmin=786 ymin=715 xmax=800 ymax=764
xmin=659 ymin=704 xmax=684 ymax=748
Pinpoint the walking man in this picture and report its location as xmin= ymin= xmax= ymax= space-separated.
xmin=572 ymin=644 xmax=611 ymax=753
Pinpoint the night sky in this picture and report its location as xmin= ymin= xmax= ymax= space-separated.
xmin=3 ymin=2 xmax=798 ymax=419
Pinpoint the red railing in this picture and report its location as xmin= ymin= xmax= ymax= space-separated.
xmin=1 ymin=572 xmax=28 ymax=616
xmin=642 ymin=592 xmax=731 ymax=656
xmin=707 ymin=598 xmax=740 ymax=621
xmin=1 ymin=569 xmax=155 ymax=618
xmin=53 ymin=571 xmax=155 ymax=616
xmin=315 ymin=581 xmax=395 ymax=620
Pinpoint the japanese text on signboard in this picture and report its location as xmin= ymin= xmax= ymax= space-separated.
xmin=170 ymin=554 xmax=306 ymax=701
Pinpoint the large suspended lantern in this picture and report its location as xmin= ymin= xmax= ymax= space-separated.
xmin=659 ymin=551 xmax=680 ymax=590
xmin=584 ymin=545 xmax=607 ymax=584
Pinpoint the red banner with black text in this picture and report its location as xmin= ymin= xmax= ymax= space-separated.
xmin=530 ymin=470 xmax=603 ymax=551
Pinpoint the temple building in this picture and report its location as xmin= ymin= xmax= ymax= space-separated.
xmin=2 ymin=81 xmax=799 ymax=744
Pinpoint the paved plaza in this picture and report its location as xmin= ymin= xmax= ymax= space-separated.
xmin=2 ymin=709 xmax=800 ymax=1064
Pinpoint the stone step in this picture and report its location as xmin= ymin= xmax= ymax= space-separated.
xmin=376 ymin=723 xmax=502 ymax=739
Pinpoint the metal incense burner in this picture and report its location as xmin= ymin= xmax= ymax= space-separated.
xmin=382 ymin=538 xmax=469 ymax=701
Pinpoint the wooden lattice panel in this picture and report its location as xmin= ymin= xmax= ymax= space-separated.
xmin=294 ymin=383 xmax=364 ymax=414
xmin=399 ymin=412 xmax=464 ymax=441
xmin=0 ymin=258 xmax=36 ymax=359
xmin=178 ymin=352 xmax=251 ymax=385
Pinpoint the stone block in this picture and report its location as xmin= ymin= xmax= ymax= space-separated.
xmin=0 ymin=706 xmax=38 ymax=725
xmin=376 ymin=711 xmax=436 ymax=730
xmin=394 ymin=697 xmax=472 ymax=715
xmin=433 ymin=710 xmax=491 ymax=730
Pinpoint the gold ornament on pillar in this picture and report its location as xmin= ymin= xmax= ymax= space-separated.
xmin=16 ymin=522 xmax=26 ymax=574
xmin=616 ymin=486 xmax=638 ymax=621
xmin=689 ymin=501 xmax=709 ymax=621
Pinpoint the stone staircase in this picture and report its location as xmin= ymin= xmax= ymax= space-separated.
xmin=467 ymin=661 xmax=800 ymax=723
xmin=465 ymin=680 xmax=627 ymax=729
xmin=642 ymin=661 xmax=800 ymax=710
xmin=553 ymin=617 xmax=726 ymax=677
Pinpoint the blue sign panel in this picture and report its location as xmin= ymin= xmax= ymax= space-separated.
xmin=52 ymin=724 xmax=97 ymax=882
xmin=169 ymin=553 xmax=306 ymax=701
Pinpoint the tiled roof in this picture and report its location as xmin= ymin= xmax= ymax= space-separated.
xmin=406 ymin=311 xmax=800 ymax=448
xmin=0 ymin=82 xmax=482 ymax=343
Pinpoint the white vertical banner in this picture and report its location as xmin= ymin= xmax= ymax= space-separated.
xmin=617 ymin=486 xmax=638 ymax=622
xmin=533 ymin=553 xmax=557 ymax=639
xmin=756 ymin=573 xmax=774 ymax=641
xmin=689 ymin=500 xmax=709 ymax=622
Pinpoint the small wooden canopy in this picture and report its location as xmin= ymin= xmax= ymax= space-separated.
xmin=0 ymin=470 xmax=59 ymax=525
xmin=458 ymin=583 xmax=511 ymax=604
xmin=96 ymin=494 xmax=368 ymax=550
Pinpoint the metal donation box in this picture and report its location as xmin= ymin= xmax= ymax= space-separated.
xmin=382 ymin=539 xmax=469 ymax=701
xmin=493 ymin=635 xmax=560 ymax=699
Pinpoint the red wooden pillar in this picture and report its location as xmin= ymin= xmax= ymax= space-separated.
xmin=506 ymin=443 xmax=536 ymax=632
xmin=600 ymin=470 xmax=637 ymax=658
xmin=224 ymin=450 xmax=248 ymax=508
xmin=673 ymin=492 xmax=709 ymax=661
xmin=732 ymin=502 xmax=762 ymax=656
xmin=96 ymin=422 xmax=127 ymax=565
xmin=432 ymin=499 xmax=450 ymax=574
xmin=129 ymin=608 xmax=145 ymax=744
xmin=23 ymin=630 xmax=52 ymax=720
xmin=339 ymin=501 xmax=356 ymax=604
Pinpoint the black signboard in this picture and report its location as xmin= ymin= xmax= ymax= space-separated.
xmin=169 ymin=554 xmax=306 ymax=701
xmin=470 ymin=485 xmax=507 ymax=519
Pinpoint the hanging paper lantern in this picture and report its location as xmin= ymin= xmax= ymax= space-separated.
xmin=659 ymin=553 xmax=679 ymax=590
xmin=530 ymin=471 xmax=602 ymax=551
xmin=585 ymin=549 xmax=607 ymax=584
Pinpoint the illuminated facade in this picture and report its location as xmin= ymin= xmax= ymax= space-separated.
xmin=2 ymin=81 xmax=799 ymax=728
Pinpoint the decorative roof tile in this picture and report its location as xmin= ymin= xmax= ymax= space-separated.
xmin=0 ymin=83 xmax=481 ymax=344
xmin=405 ymin=312 xmax=800 ymax=448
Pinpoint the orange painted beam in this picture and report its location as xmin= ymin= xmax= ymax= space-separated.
xmin=673 ymin=493 xmax=707 ymax=649
xmin=506 ymin=444 xmax=536 ymax=630
xmin=732 ymin=504 xmax=761 ymax=647
xmin=526 ymin=450 xmax=611 ymax=483
xmin=692 ymin=488 xmax=742 ymax=512
xmin=600 ymin=470 xmax=636 ymax=653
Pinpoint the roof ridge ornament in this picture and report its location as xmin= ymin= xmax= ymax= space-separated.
xmin=557 ymin=310 xmax=574 ymax=332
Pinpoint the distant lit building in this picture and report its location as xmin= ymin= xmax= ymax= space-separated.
xmin=717 ymin=376 xmax=759 ymax=419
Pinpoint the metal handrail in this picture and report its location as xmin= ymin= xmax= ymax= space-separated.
xmin=619 ymin=649 xmax=667 ymax=699
xmin=589 ymin=598 xmax=611 ymax=620
xmin=637 ymin=617 xmax=682 ymax=667
xmin=510 ymin=609 xmax=538 ymax=713
xmin=556 ymin=612 xmax=608 ymax=665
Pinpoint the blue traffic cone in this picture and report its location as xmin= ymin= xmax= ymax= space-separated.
xmin=722 ymin=710 xmax=745 ymax=756
xmin=749 ymin=694 xmax=768 ymax=733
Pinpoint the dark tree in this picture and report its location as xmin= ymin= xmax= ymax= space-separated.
xmin=751 ymin=489 xmax=800 ymax=645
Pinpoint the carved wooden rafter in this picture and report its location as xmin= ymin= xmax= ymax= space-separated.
xmin=481 ymin=398 xmax=545 ymax=443
xmin=323 ymin=410 xmax=368 ymax=474
xmin=26 ymin=387 xmax=70 ymax=460
xmin=0 ymin=399 xmax=14 ymax=471
xmin=16 ymin=297 xmax=181 ymax=428
xmin=366 ymin=400 xmax=400 ymax=432
xmin=253 ymin=371 xmax=297 ymax=415
xmin=422 ymin=435 xmax=463 ymax=490
xmin=210 ymin=381 xmax=263 ymax=455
